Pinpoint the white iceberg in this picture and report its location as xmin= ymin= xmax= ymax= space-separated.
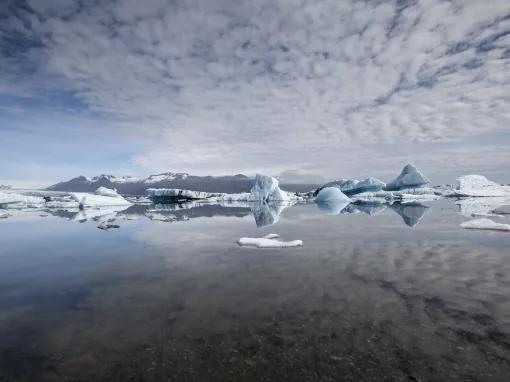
xmin=249 ymin=174 xmax=297 ymax=202
xmin=455 ymin=175 xmax=509 ymax=197
xmin=0 ymin=191 xmax=45 ymax=208
xmin=384 ymin=164 xmax=430 ymax=191
xmin=70 ymin=190 xmax=131 ymax=207
xmin=460 ymin=218 xmax=510 ymax=232
xmin=237 ymin=234 xmax=303 ymax=248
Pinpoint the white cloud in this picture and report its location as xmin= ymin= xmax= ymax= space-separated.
xmin=1 ymin=0 xmax=510 ymax=181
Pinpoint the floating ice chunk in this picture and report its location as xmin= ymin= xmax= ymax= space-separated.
xmin=314 ymin=187 xmax=352 ymax=203
xmin=455 ymin=175 xmax=508 ymax=197
xmin=70 ymin=192 xmax=131 ymax=207
xmin=315 ymin=188 xmax=352 ymax=215
xmin=318 ymin=177 xmax=385 ymax=196
xmin=0 ymin=191 xmax=45 ymax=208
xmin=249 ymin=174 xmax=296 ymax=202
xmin=384 ymin=164 xmax=430 ymax=191
xmin=97 ymin=223 xmax=120 ymax=230
xmin=460 ymin=218 xmax=510 ymax=231
xmin=237 ymin=235 xmax=303 ymax=248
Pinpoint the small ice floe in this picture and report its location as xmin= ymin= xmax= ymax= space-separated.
xmin=460 ymin=218 xmax=510 ymax=232
xmin=97 ymin=223 xmax=120 ymax=230
xmin=0 ymin=212 xmax=10 ymax=219
xmin=237 ymin=233 xmax=303 ymax=248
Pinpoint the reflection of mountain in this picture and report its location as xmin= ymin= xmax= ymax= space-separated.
xmin=390 ymin=202 xmax=428 ymax=227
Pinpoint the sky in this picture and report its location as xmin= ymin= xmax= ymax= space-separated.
xmin=1 ymin=0 xmax=510 ymax=188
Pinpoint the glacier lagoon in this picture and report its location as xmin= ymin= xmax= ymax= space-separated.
xmin=1 ymin=199 xmax=510 ymax=381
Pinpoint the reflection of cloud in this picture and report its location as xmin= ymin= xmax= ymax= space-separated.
xmin=24 ymin=238 xmax=510 ymax=381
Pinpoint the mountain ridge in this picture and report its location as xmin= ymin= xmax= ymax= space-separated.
xmin=47 ymin=172 xmax=318 ymax=195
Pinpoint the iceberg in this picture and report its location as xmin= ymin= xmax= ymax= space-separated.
xmin=0 ymin=191 xmax=45 ymax=208
xmin=314 ymin=187 xmax=352 ymax=215
xmin=237 ymin=234 xmax=303 ymax=248
xmin=460 ymin=218 xmax=510 ymax=232
xmin=317 ymin=177 xmax=385 ymax=196
xmin=314 ymin=187 xmax=351 ymax=203
xmin=70 ymin=189 xmax=131 ymax=207
xmin=455 ymin=175 xmax=509 ymax=197
xmin=384 ymin=164 xmax=430 ymax=191
xmin=249 ymin=174 xmax=297 ymax=202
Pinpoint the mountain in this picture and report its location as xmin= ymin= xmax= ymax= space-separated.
xmin=46 ymin=172 xmax=318 ymax=195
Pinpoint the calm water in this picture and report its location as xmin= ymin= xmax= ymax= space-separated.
xmin=1 ymin=200 xmax=509 ymax=381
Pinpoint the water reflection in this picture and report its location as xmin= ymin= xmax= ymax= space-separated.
xmin=1 ymin=200 xmax=509 ymax=381
xmin=4 ymin=196 xmax=510 ymax=230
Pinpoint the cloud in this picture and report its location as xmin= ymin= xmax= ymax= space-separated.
xmin=1 ymin=0 xmax=510 ymax=181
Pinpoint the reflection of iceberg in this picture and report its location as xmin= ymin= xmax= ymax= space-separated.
xmin=461 ymin=218 xmax=510 ymax=231
xmin=250 ymin=201 xmax=292 ymax=227
xmin=390 ymin=202 xmax=428 ymax=227
xmin=456 ymin=197 xmax=510 ymax=217
xmin=351 ymin=201 xmax=387 ymax=215
xmin=315 ymin=200 xmax=350 ymax=215
xmin=71 ymin=205 xmax=130 ymax=222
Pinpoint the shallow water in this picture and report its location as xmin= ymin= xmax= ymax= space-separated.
xmin=1 ymin=199 xmax=510 ymax=381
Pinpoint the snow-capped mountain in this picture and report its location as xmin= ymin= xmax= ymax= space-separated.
xmin=47 ymin=172 xmax=317 ymax=195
